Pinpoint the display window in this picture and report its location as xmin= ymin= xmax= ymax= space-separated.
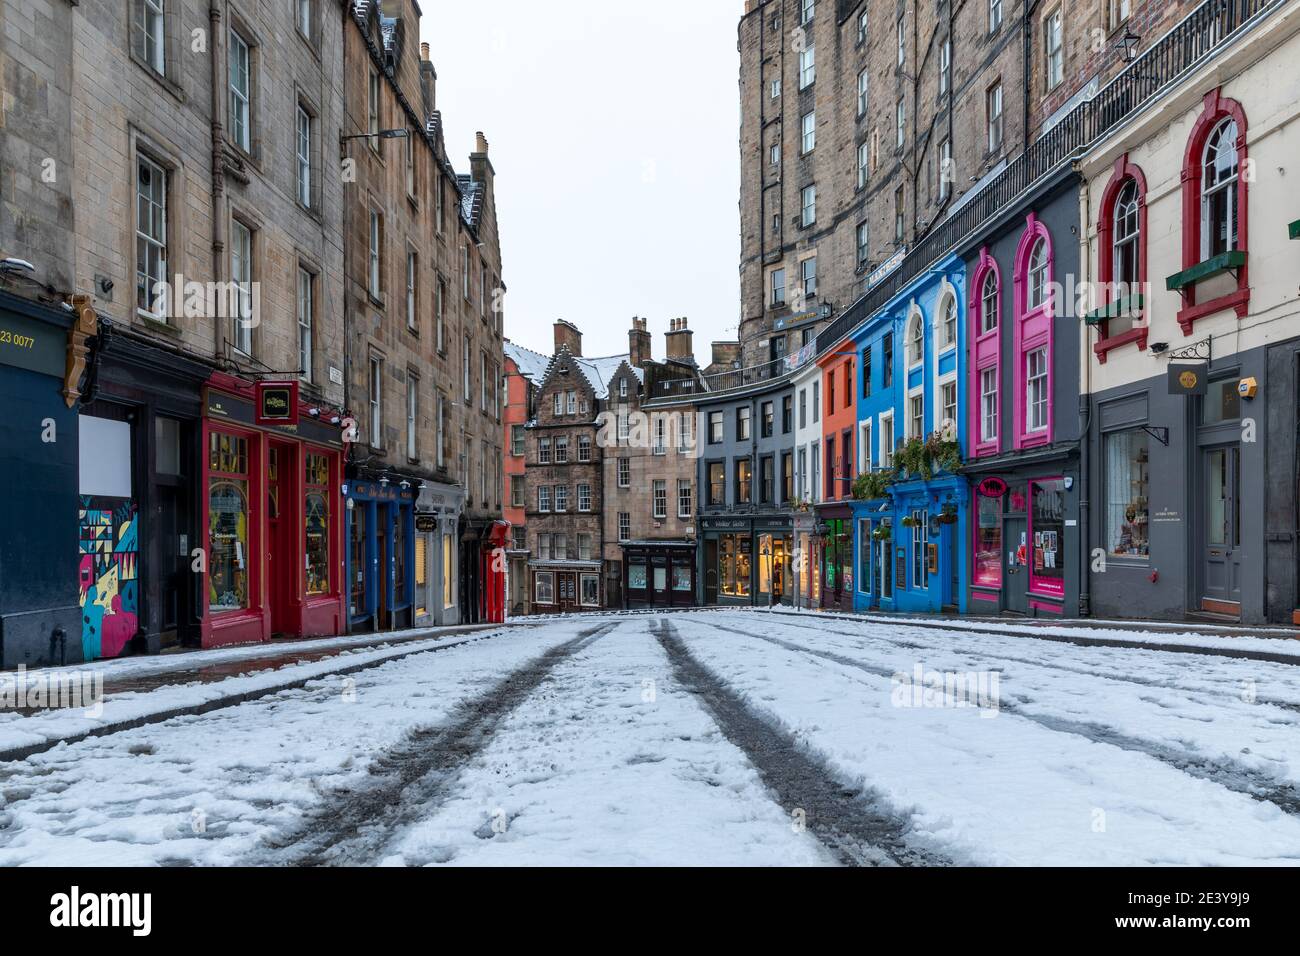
xmin=1030 ymin=478 xmax=1066 ymax=597
xmin=974 ymin=494 xmax=1002 ymax=587
xmin=208 ymin=430 xmax=250 ymax=613
xmin=305 ymin=451 xmax=331 ymax=595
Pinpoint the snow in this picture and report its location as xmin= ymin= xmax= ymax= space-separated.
xmin=2 ymin=609 xmax=1299 ymax=866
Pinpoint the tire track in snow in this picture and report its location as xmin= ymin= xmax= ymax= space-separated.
xmin=707 ymin=611 xmax=1300 ymax=715
xmin=257 ymin=621 xmax=618 ymax=867
xmin=697 ymin=618 xmax=1300 ymax=817
xmin=652 ymin=618 xmax=951 ymax=867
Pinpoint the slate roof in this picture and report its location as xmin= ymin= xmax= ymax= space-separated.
xmin=458 ymin=175 xmax=484 ymax=228
xmin=573 ymin=354 xmax=641 ymax=400
xmin=503 ymin=341 xmax=551 ymax=382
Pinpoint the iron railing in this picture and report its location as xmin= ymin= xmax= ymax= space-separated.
xmin=812 ymin=0 xmax=1283 ymax=358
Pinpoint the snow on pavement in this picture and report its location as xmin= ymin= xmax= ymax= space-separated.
xmin=0 ymin=622 xmax=587 ymax=866
xmin=374 ymin=617 xmax=831 ymax=866
xmin=671 ymin=610 xmax=1300 ymax=865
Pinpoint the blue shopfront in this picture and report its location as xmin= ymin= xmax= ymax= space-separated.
xmin=847 ymin=252 xmax=970 ymax=614
xmin=344 ymin=476 xmax=417 ymax=632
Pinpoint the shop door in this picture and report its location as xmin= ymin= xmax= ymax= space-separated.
xmin=1202 ymin=445 xmax=1242 ymax=611
xmin=376 ymin=517 xmax=388 ymax=627
xmin=704 ymin=538 xmax=719 ymax=604
xmin=652 ymin=561 xmax=670 ymax=606
xmin=267 ymin=442 xmax=297 ymax=635
xmin=557 ymin=572 xmax=578 ymax=612
xmin=1004 ymin=516 xmax=1029 ymax=615
xmin=155 ymin=484 xmax=189 ymax=648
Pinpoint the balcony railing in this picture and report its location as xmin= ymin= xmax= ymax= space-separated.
xmin=813 ymin=0 xmax=1284 ymax=358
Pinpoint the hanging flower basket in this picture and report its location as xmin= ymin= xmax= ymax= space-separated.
xmin=899 ymin=515 xmax=918 ymax=528
xmin=871 ymin=525 xmax=892 ymax=542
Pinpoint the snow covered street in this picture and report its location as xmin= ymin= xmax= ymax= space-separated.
xmin=1 ymin=610 xmax=1299 ymax=866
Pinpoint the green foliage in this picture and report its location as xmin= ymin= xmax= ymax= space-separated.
xmin=852 ymin=470 xmax=891 ymax=501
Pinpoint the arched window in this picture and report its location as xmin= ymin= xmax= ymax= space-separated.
xmin=939 ymin=294 xmax=957 ymax=350
xmin=1026 ymin=238 xmax=1048 ymax=311
xmin=907 ymin=311 xmax=924 ymax=367
xmin=1175 ymin=88 xmax=1249 ymax=334
xmin=1201 ymin=117 xmax=1239 ymax=259
xmin=1113 ymin=179 xmax=1140 ymax=291
xmin=980 ymin=269 xmax=998 ymax=334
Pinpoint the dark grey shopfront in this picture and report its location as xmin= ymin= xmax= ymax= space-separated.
xmin=1086 ymin=340 xmax=1287 ymax=625
xmin=699 ymin=516 xmax=792 ymax=607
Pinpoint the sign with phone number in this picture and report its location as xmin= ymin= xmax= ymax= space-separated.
xmin=0 ymin=311 xmax=63 ymax=377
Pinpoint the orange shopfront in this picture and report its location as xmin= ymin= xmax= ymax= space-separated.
xmin=201 ymin=373 xmax=345 ymax=648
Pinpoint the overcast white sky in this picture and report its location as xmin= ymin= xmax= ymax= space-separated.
xmin=422 ymin=1 xmax=742 ymax=362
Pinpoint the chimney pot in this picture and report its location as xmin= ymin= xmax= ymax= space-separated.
xmin=421 ymin=42 xmax=430 ymax=61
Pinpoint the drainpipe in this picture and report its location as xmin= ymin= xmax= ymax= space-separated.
xmin=1023 ymin=1 xmax=1035 ymax=150
xmin=1076 ymin=164 xmax=1093 ymax=617
xmin=209 ymin=4 xmax=227 ymax=359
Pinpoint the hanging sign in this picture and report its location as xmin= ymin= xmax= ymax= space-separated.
xmin=977 ymin=477 xmax=1008 ymax=498
xmin=1168 ymin=363 xmax=1208 ymax=396
xmin=256 ymin=381 xmax=299 ymax=426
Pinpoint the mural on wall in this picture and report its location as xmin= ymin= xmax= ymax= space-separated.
xmin=78 ymin=497 xmax=139 ymax=660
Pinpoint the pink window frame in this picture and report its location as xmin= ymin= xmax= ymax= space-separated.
xmin=1027 ymin=476 xmax=1066 ymax=600
xmin=1094 ymin=153 xmax=1149 ymax=363
xmin=1176 ymin=88 xmax=1250 ymax=335
xmin=1012 ymin=213 xmax=1053 ymax=450
xmin=971 ymin=487 xmax=1002 ymax=589
xmin=968 ymin=247 xmax=1001 ymax=458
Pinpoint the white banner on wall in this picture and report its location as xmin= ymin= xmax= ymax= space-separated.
xmin=78 ymin=415 xmax=132 ymax=498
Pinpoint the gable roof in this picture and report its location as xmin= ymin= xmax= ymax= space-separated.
xmin=536 ymin=345 xmax=641 ymax=401
xmin=504 ymin=340 xmax=551 ymax=382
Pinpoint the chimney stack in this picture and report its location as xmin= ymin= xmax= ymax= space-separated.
xmin=665 ymin=317 xmax=694 ymax=362
xmin=471 ymin=130 xmax=494 ymax=188
xmin=628 ymin=317 xmax=651 ymax=368
xmin=554 ymin=319 xmax=582 ymax=357
xmin=419 ymin=44 xmax=437 ymax=114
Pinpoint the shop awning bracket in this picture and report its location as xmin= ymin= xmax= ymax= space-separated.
xmin=1142 ymin=426 xmax=1170 ymax=446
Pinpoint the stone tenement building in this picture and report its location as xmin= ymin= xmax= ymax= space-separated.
xmin=736 ymin=0 xmax=1191 ymax=370
xmin=341 ymin=1 xmax=506 ymax=629
xmin=520 ymin=319 xmax=703 ymax=613
xmin=503 ymin=340 xmax=549 ymax=616
xmin=0 ymin=0 xmax=505 ymax=667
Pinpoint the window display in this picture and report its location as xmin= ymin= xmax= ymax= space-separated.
xmin=208 ymin=431 xmax=249 ymax=613
xmin=975 ymin=494 xmax=1002 ymax=587
xmin=1105 ymin=430 xmax=1149 ymax=558
xmin=719 ymin=533 xmax=751 ymax=597
xmin=1030 ymin=479 xmax=1066 ymax=597
xmin=305 ymin=452 xmax=331 ymax=595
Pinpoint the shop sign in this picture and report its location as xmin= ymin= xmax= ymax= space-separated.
xmin=415 ymin=515 xmax=439 ymax=533
xmin=207 ymin=387 xmax=342 ymax=448
xmin=1168 ymin=363 xmax=1208 ymax=396
xmin=0 ymin=310 xmax=63 ymax=377
xmin=256 ymin=381 xmax=299 ymax=426
xmin=977 ymin=477 xmax=1008 ymax=498
xmin=702 ymin=518 xmax=750 ymax=531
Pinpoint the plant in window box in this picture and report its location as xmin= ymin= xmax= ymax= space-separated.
xmin=937 ymin=502 xmax=959 ymax=525
xmin=871 ymin=524 xmax=892 ymax=542
xmin=899 ymin=514 xmax=919 ymax=528
xmin=852 ymin=470 xmax=891 ymax=501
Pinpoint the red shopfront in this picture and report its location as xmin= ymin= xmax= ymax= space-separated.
xmin=201 ymin=373 xmax=345 ymax=648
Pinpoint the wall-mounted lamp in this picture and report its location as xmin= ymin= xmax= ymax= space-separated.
xmin=1118 ymin=30 xmax=1141 ymax=63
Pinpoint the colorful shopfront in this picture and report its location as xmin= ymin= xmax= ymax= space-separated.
xmin=699 ymin=516 xmax=793 ymax=607
xmin=959 ymin=167 xmax=1082 ymax=617
xmin=201 ymin=373 xmax=346 ymax=647
xmin=344 ymin=472 xmax=418 ymax=632
xmin=845 ymin=252 xmax=970 ymax=615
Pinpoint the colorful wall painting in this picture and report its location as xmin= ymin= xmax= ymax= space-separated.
xmin=78 ymin=497 xmax=139 ymax=660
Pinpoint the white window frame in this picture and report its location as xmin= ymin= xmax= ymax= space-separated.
xmin=296 ymin=105 xmax=313 ymax=208
xmin=858 ymin=420 xmax=872 ymax=472
xmin=981 ymin=366 xmax=999 ymax=443
xmin=987 ymin=82 xmax=1004 ymax=153
xmin=228 ymin=29 xmax=251 ymax=152
xmin=1027 ymin=347 xmax=1049 ymax=432
xmin=406 ymin=372 xmax=418 ymax=460
xmin=879 ymin=412 xmax=894 ymax=468
xmin=368 ymin=209 xmax=382 ymax=299
xmin=1045 ymin=10 xmax=1064 ymax=90
xmin=406 ymin=248 xmax=418 ymax=331
xmin=801 ymin=184 xmax=816 ymax=227
xmin=939 ymin=373 xmax=958 ymax=438
xmin=1201 ymin=118 xmax=1240 ymax=259
xmin=297 ymin=267 xmax=313 ymax=381
xmin=231 ymin=218 xmax=253 ymax=354
xmin=857 ymin=70 xmax=868 ymax=117
xmin=135 ymin=154 xmax=168 ymax=321
xmin=368 ymin=355 xmax=383 ymax=444
xmin=907 ymin=387 xmax=924 ymax=441
xmin=801 ymin=110 xmax=816 ymax=154
xmin=799 ymin=45 xmax=815 ymax=89
xmin=678 ymin=479 xmax=692 ymax=519
xmin=135 ymin=0 xmax=166 ymax=75
xmin=653 ymin=480 xmax=668 ymax=520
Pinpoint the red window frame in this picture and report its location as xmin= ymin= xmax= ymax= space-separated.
xmin=1176 ymin=87 xmax=1250 ymax=334
xmin=1094 ymin=152 xmax=1149 ymax=362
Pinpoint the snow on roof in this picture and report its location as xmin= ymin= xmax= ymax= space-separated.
xmin=504 ymin=341 xmax=551 ymax=382
xmin=574 ymin=354 xmax=641 ymax=400
xmin=458 ymin=175 xmax=483 ymax=228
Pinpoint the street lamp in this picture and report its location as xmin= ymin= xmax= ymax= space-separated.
xmin=340 ymin=127 xmax=411 ymax=145
xmin=1117 ymin=30 xmax=1141 ymax=63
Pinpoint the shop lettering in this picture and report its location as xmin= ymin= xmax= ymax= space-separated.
xmin=0 ymin=328 xmax=36 ymax=349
